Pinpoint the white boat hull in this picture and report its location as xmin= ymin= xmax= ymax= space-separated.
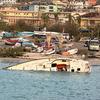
xmin=6 ymin=58 xmax=91 ymax=73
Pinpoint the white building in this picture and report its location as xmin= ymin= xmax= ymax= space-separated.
xmin=0 ymin=0 xmax=16 ymax=5
xmin=73 ymin=1 xmax=84 ymax=9
xmin=21 ymin=4 xmax=64 ymax=13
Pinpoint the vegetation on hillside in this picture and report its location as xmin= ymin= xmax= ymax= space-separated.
xmin=0 ymin=47 xmax=24 ymax=57
xmin=0 ymin=20 xmax=34 ymax=32
xmin=0 ymin=19 xmax=100 ymax=40
xmin=17 ymin=0 xmax=33 ymax=2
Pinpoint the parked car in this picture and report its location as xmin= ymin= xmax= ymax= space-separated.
xmin=88 ymin=39 xmax=100 ymax=51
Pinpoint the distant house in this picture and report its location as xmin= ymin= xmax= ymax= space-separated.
xmin=0 ymin=7 xmax=41 ymax=26
xmin=0 ymin=0 xmax=16 ymax=5
xmin=19 ymin=4 xmax=64 ymax=13
xmin=66 ymin=1 xmax=85 ymax=10
xmin=0 ymin=7 xmax=72 ymax=26
xmin=81 ymin=12 xmax=100 ymax=27
xmin=88 ymin=0 xmax=97 ymax=6
xmin=0 ymin=7 xmax=55 ymax=27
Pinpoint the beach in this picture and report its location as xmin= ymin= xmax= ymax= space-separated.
xmin=0 ymin=52 xmax=100 ymax=66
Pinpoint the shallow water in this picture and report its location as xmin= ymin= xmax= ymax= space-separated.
xmin=0 ymin=59 xmax=100 ymax=100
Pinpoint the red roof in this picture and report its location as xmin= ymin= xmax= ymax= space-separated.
xmin=88 ymin=0 xmax=96 ymax=5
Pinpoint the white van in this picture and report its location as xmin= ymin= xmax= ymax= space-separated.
xmin=88 ymin=39 xmax=100 ymax=51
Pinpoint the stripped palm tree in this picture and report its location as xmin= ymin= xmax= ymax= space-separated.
xmin=0 ymin=12 xmax=8 ymax=30
xmin=54 ymin=12 xmax=59 ymax=24
xmin=73 ymin=13 xmax=81 ymax=27
xmin=68 ymin=13 xmax=81 ymax=26
xmin=41 ymin=13 xmax=49 ymax=27
xmin=0 ymin=12 xmax=4 ymax=21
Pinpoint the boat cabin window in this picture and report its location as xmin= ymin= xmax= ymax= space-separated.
xmin=52 ymin=63 xmax=56 ymax=67
xmin=77 ymin=68 xmax=80 ymax=71
xmin=62 ymin=60 xmax=66 ymax=62
xmin=43 ymin=65 xmax=45 ymax=68
xmin=71 ymin=69 xmax=74 ymax=72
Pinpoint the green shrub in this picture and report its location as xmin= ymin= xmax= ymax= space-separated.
xmin=0 ymin=47 xmax=24 ymax=57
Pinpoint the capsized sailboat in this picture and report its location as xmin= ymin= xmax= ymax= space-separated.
xmin=5 ymin=58 xmax=91 ymax=73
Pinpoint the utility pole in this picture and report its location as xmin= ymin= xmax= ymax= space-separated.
xmin=38 ymin=1 xmax=40 ymax=30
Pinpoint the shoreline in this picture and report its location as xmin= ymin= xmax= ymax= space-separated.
xmin=0 ymin=53 xmax=100 ymax=65
xmin=87 ymin=58 xmax=100 ymax=65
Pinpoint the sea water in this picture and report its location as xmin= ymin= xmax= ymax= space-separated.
xmin=0 ymin=59 xmax=100 ymax=100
